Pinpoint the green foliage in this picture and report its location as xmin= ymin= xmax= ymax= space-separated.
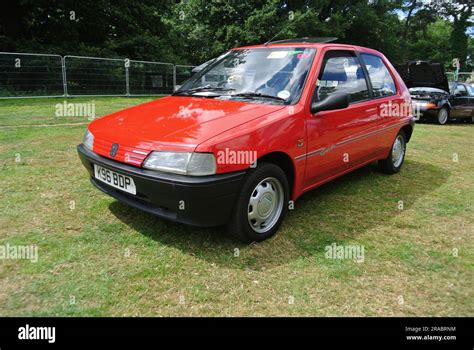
xmin=406 ymin=19 xmax=453 ymax=66
xmin=0 ymin=0 xmax=471 ymax=68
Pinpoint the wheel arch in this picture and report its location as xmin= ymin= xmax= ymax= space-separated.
xmin=401 ymin=124 xmax=414 ymax=143
xmin=257 ymin=151 xmax=295 ymax=198
xmin=441 ymin=97 xmax=452 ymax=110
xmin=441 ymin=102 xmax=451 ymax=112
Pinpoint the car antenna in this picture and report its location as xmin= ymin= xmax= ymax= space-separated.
xmin=263 ymin=14 xmax=305 ymax=46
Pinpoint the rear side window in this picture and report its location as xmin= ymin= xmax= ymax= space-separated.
xmin=361 ymin=54 xmax=396 ymax=97
xmin=316 ymin=50 xmax=369 ymax=103
xmin=454 ymin=84 xmax=468 ymax=96
xmin=466 ymin=85 xmax=474 ymax=96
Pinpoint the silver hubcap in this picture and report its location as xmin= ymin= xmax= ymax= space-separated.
xmin=247 ymin=177 xmax=284 ymax=234
xmin=438 ymin=109 xmax=448 ymax=124
xmin=392 ymin=135 xmax=405 ymax=168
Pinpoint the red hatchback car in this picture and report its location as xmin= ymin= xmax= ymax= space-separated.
xmin=78 ymin=39 xmax=414 ymax=242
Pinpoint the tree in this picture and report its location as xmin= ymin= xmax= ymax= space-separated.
xmin=429 ymin=1 xmax=473 ymax=68
xmin=0 ymin=0 xmax=471 ymax=69
xmin=406 ymin=18 xmax=453 ymax=66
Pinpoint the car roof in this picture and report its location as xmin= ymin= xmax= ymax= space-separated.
xmin=268 ymin=37 xmax=338 ymax=44
xmin=232 ymin=42 xmax=382 ymax=56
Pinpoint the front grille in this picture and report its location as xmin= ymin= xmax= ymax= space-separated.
xmin=93 ymin=138 xmax=149 ymax=166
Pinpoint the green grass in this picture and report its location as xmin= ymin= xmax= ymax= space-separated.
xmin=0 ymin=97 xmax=158 ymax=127
xmin=0 ymin=97 xmax=473 ymax=316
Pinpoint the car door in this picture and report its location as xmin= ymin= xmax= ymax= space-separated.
xmin=464 ymin=84 xmax=474 ymax=118
xmin=303 ymin=49 xmax=379 ymax=188
xmin=450 ymin=83 xmax=472 ymax=118
xmin=359 ymin=53 xmax=406 ymax=155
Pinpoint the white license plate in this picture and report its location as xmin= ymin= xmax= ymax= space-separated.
xmin=94 ymin=164 xmax=136 ymax=195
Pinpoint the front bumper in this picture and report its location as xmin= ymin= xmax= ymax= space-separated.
xmin=77 ymin=144 xmax=245 ymax=227
xmin=412 ymin=101 xmax=439 ymax=120
xmin=416 ymin=109 xmax=438 ymax=120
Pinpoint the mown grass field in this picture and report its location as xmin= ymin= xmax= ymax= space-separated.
xmin=0 ymin=97 xmax=473 ymax=316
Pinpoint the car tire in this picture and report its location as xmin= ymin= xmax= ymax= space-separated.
xmin=435 ymin=106 xmax=449 ymax=125
xmin=227 ymin=162 xmax=289 ymax=243
xmin=378 ymin=129 xmax=406 ymax=175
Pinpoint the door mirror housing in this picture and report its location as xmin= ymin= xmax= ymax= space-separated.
xmin=310 ymin=93 xmax=349 ymax=114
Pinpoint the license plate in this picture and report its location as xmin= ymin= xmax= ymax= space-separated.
xmin=93 ymin=164 xmax=136 ymax=195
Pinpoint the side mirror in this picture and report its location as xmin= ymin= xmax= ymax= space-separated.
xmin=310 ymin=93 xmax=349 ymax=114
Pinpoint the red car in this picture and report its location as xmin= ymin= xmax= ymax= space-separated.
xmin=78 ymin=38 xmax=415 ymax=242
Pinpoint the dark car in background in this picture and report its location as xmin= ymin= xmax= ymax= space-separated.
xmin=396 ymin=60 xmax=474 ymax=125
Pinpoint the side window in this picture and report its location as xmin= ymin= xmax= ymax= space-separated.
xmin=360 ymin=53 xmax=396 ymax=98
xmin=316 ymin=50 xmax=369 ymax=103
xmin=466 ymin=85 xmax=474 ymax=97
xmin=454 ymin=84 xmax=468 ymax=96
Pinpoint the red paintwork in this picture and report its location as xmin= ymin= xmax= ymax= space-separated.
xmin=88 ymin=43 xmax=412 ymax=200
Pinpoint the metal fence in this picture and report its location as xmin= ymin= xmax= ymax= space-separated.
xmin=175 ymin=65 xmax=196 ymax=88
xmin=64 ymin=56 xmax=126 ymax=96
xmin=5 ymin=51 xmax=470 ymax=99
xmin=0 ymin=52 xmax=64 ymax=98
xmin=129 ymin=60 xmax=175 ymax=96
xmin=0 ymin=52 xmax=195 ymax=99
xmin=446 ymin=72 xmax=473 ymax=84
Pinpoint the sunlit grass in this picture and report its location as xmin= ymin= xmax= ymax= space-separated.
xmin=0 ymin=98 xmax=472 ymax=316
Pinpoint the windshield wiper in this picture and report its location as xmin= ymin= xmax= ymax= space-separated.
xmin=231 ymin=91 xmax=287 ymax=102
xmin=173 ymin=85 xmax=235 ymax=96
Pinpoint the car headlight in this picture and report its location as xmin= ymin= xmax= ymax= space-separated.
xmin=83 ymin=129 xmax=94 ymax=150
xmin=143 ymin=151 xmax=216 ymax=176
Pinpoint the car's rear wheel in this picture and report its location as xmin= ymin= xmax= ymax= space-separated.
xmin=378 ymin=129 xmax=406 ymax=174
xmin=227 ymin=163 xmax=289 ymax=243
xmin=435 ymin=106 xmax=449 ymax=125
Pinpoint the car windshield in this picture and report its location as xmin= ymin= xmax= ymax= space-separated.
xmin=176 ymin=47 xmax=316 ymax=104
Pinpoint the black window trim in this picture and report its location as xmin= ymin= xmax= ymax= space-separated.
xmin=316 ymin=49 xmax=372 ymax=106
xmin=357 ymin=52 xmax=398 ymax=100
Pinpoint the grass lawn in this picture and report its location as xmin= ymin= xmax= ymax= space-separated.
xmin=0 ymin=97 xmax=472 ymax=316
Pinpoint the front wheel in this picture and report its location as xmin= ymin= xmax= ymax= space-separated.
xmin=227 ymin=163 xmax=289 ymax=243
xmin=435 ymin=107 xmax=449 ymax=125
xmin=378 ymin=129 xmax=406 ymax=174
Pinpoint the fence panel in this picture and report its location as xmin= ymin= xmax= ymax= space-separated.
xmin=175 ymin=65 xmax=196 ymax=87
xmin=64 ymin=56 xmax=126 ymax=96
xmin=128 ymin=60 xmax=175 ymax=95
xmin=0 ymin=52 xmax=64 ymax=98
xmin=0 ymin=51 xmax=200 ymax=98
xmin=446 ymin=72 xmax=473 ymax=83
